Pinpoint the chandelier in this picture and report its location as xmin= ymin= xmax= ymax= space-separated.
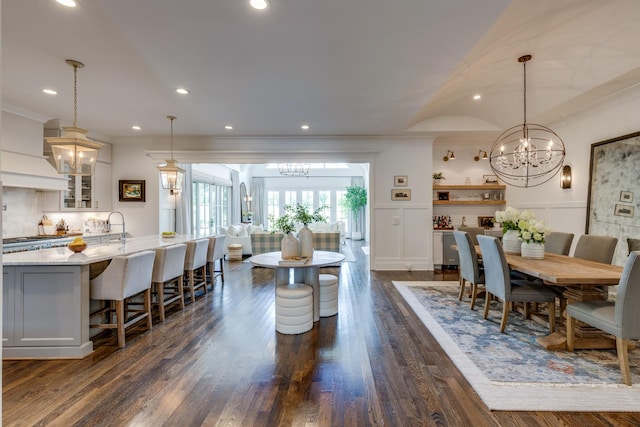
xmin=46 ymin=59 xmax=103 ymax=176
xmin=489 ymin=55 xmax=565 ymax=188
xmin=157 ymin=115 xmax=185 ymax=193
xmin=278 ymin=163 xmax=310 ymax=176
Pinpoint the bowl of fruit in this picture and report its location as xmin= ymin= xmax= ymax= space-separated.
xmin=161 ymin=231 xmax=176 ymax=238
xmin=67 ymin=237 xmax=88 ymax=253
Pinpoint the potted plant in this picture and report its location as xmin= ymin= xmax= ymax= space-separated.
xmin=344 ymin=185 xmax=367 ymax=241
xmin=290 ymin=204 xmax=328 ymax=257
xmin=433 ymin=172 xmax=445 ymax=186
xmin=270 ymin=211 xmax=298 ymax=258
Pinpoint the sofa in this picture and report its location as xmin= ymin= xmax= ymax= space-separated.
xmin=219 ymin=224 xmax=265 ymax=256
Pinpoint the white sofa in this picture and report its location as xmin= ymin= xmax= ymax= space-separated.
xmin=219 ymin=224 xmax=265 ymax=255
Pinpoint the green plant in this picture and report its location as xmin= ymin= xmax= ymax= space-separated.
xmin=291 ymin=203 xmax=328 ymax=226
xmin=270 ymin=212 xmax=295 ymax=234
xmin=432 ymin=172 xmax=445 ymax=180
xmin=343 ymin=185 xmax=367 ymax=238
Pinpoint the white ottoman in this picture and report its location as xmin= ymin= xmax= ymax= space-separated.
xmin=319 ymin=274 xmax=339 ymax=317
xmin=275 ymin=283 xmax=313 ymax=334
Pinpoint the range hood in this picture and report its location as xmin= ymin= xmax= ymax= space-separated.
xmin=1 ymin=150 xmax=68 ymax=191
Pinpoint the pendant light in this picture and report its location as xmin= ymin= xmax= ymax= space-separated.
xmin=46 ymin=59 xmax=103 ymax=176
xmin=157 ymin=115 xmax=185 ymax=193
xmin=489 ymin=55 xmax=565 ymax=188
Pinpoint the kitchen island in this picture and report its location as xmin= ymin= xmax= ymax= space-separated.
xmin=2 ymin=234 xmax=197 ymax=359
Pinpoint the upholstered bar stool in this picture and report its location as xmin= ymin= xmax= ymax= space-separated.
xmin=90 ymin=250 xmax=156 ymax=348
xmin=151 ymin=243 xmax=187 ymax=321
xmin=183 ymin=238 xmax=209 ymax=303
xmin=207 ymin=234 xmax=226 ymax=286
xmin=275 ymin=283 xmax=313 ymax=334
xmin=319 ymin=274 xmax=339 ymax=317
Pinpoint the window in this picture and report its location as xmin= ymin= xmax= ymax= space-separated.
xmin=192 ymin=181 xmax=229 ymax=237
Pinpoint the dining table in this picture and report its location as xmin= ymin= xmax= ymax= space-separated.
xmin=248 ymin=250 xmax=345 ymax=322
xmin=474 ymin=245 xmax=624 ymax=350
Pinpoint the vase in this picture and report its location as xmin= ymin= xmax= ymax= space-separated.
xmin=281 ymin=233 xmax=300 ymax=259
xmin=521 ymin=241 xmax=545 ymax=259
xmin=502 ymin=229 xmax=521 ymax=254
xmin=298 ymin=225 xmax=314 ymax=258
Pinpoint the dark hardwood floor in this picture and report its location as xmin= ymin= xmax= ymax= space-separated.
xmin=4 ymin=240 xmax=640 ymax=426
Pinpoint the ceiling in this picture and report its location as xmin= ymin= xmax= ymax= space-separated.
xmin=3 ymin=0 xmax=640 ymax=143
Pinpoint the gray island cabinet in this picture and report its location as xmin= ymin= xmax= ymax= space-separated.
xmin=2 ymin=235 xmax=197 ymax=359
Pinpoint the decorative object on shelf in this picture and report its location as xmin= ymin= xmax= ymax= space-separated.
xmin=474 ymin=150 xmax=488 ymax=161
xmin=560 ymin=165 xmax=572 ymax=189
xmin=119 ymin=180 xmax=146 ymax=202
xmin=157 ymin=115 xmax=185 ymax=194
xmin=344 ymin=185 xmax=367 ymax=240
xmin=489 ymin=55 xmax=566 ymax=188
xmin=394 ymin=175 xmax=408 ymax=186
xmin=437 ymin=191 xmax=449 ymax=201
xmin=278 ymin=163 xmax=310 ymax=176
xmin=442 ymin=150 xmax=455 ymax=161
xmin=391 ymin=189 xmax=411 ymax=201
xmin=432 ymin=172 xmax=445 ymax=186
xmin=433 ymin=215 xmax=453 ymax=230
xmin=46 ymin=59 xmax=104 ymax=176
xmin=477 ymin=216 xmax=494 ymax=228
xmin=483 ymin=174 xmax=498 ymax=184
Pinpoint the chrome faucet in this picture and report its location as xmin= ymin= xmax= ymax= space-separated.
xmin=107 ymin=211 xmax=126 ymax=242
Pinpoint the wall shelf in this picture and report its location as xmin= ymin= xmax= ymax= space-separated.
xmin=433 ymin=184 xmax=506 ymax=190
xmin=433 ymin=184 xmax=506 ymax=206
xmin=433 ymin=200 xmax=506 ymax=205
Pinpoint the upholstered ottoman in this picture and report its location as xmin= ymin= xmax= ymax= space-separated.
xmin=275 ymin=283 xmax=313 ymax=334
xmin=319 ymin=274 xmax=339 ymax=317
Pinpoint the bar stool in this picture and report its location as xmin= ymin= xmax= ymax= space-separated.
xmin=275 ymin=283 xmax=313 ymax=334
xmin=151 ymin=243 xmax=187 ymax=321
xmin=207 ymin=234 xmax=226 ymax=286
xmin=90 ymin=250 xmax=156 ymax=347
xmin=183 ymin=238 xmax=209 ymax=303
xmin=319 ymin=274 xmax=339 ymax=317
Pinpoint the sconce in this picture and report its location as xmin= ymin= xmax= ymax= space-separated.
xmin=561 ymin=165 xmax=572 ymax=188
xmin=443 ymin=150 xmax=455 ymax=161
xmin=474 ymin=150 xmax=488 ymax=161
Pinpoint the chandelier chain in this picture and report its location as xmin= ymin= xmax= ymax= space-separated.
xmin=73 ymin=63 xmax=78 ymax=128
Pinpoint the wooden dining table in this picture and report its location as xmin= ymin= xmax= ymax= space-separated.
xmin=473 ymin=246 xmax=624 ymax=350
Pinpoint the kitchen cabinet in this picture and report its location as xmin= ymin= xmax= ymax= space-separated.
xmin=43 ymin=161 xmax=111 ymax=211
xmin=93 ymin=161 xmax=111 ymax=211
xmin=433 ymin=184 xmax=506 ymax=205
xmin=433 ymin=231 xmax=443 ymax=266
xmin=63 ymin=174 xmax=93 ymax=209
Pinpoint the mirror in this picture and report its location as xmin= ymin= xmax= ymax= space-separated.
xmin=240 ymin=182 xmax=248 ymax=222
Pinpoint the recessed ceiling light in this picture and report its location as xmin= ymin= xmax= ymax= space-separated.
xmin=224 ymin=125 xmax=233 ymax=130
xmin=301 ymin=124 xmax=310 ymax=130
xmin=473 ymin=94 xmax=482 ymax=100
xmin=175 ymin=88 xmax=190 ymax=95
xmin=42 ymin=89 xmax=57 ymax=95
xmin=250 ymin=0 xmax=269 ymax=10
xmin=56 ymin=0 xmax=77 ymax=7
xmin=131 ymin=125 xmax=142 ymax=131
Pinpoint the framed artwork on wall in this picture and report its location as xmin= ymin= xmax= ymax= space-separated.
xmin=119 ymin=180 xmax=146 ymax=202
xmin=394 ymin=175 xmax=408 ymax=186
xmin=391 ymin=189 xmax=411 ymax=201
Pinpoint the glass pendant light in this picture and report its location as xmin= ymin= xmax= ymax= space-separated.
xmin=157 ymin=115 xmax=185 ymax=193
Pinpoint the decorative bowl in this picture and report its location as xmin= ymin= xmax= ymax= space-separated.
xmin=68 ymin=243 xmax=87 ymax=253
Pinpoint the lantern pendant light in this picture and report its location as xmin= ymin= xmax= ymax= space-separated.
xmin=157 ymin=115 xmax=185 ymax=193
xmin=46 ymin=59 xmax=103 ymax=176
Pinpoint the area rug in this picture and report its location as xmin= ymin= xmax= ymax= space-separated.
xmin=393 ymin=281 xmax=640 ymax=412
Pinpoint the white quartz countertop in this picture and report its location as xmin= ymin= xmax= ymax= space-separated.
xmin=2 ymin=234 xmax=199 ymax=266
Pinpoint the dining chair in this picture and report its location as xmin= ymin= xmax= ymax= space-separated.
xmin=453 ymin=230 xmax=485 ymax=309
xmin=573 ymin=234 xmax=618 ymax=264
xmin=477 ymin=235 xmax=556 ymax=333
xmin=207 ymin=234 xmax=226 ymax=286
xmin=627 ymin=238 xmax=640 ymax=255
xmin=90 ymin=250 xmax=156 ymax=347
xmin=183 ymin=238 xmax=210 ymax=303
xmin=457 ymin=227 xmax=486 ymax=245
xmin=151 ymin=243 xmax=187 ymax=322
xmin=567 ymin=251 xmax=640 ymax=385
xmin=544 ymin=232 xmax=574 ymax=255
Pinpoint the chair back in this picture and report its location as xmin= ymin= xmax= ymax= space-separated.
xmin=544 ymin=232 xmax=574 ymax=255
xmin=185 ymin=239 xmax=209 ymax=270
xmin=152 ymin=243 xmax=187 ymax=283
xmin=573 ymin=234 xmax=618 ymax=264
xmin=458 ymin=227 xmax=485 ymax=245
xmin=453 ymin=231 xmax=482 ymax=284
xmin=207 ymin=234 xmax=226 ymax=262
xmin=627 ymin=238 xmax=640 ymax=255
xmin=615 ymin=251 xmax=640 ymax=337
xmin=477 ymin=235 xmax=511 ymax=300
xmin=91 ymin=250 xmax=156 ymax=301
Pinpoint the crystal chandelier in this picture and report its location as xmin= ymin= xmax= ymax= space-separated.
xmin=489 ymin=55 xmax=565 ymax=188
xmin=46 ymin=60 xmax=103 ymax=176
xmin=157 ymin=115 xmax=185 ymax=193
xmin=278 ymin=163 xmax=310 ymax=176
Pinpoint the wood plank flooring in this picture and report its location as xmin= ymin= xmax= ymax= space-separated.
xmin=4 ymin=240 xmax=640 ymax=426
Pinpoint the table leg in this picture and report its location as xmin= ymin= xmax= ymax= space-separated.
xmin=275 ymin=267 xmax=290 ymax=287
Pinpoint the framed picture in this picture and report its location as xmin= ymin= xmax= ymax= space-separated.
xmin=437 ymin=191 xmax=450 ymax=201
xmin=394 ymin=175 xmax=408 ymax=186
xmin=119 ymin=180 xmax=146 ymax=202
xmin=483 ymin=174 xmax=499 ymax=184
xmin=620 ymin=191 xmax=634 ymax=203
xmin=391 ymin=189 xmax=411 ymax=201
xmin=614 ymin=204 xmax=634 ymax=218
xmin=478 ymin=216 xmax=494 ymax=228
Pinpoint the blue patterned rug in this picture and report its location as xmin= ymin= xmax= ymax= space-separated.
xmin=393 ymin=281 xmax=640 ymax=411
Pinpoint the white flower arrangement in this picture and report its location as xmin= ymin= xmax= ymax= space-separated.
xmin=517 ymin=218 xmax=551 ymax=244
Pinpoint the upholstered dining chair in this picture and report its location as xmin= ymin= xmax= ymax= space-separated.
xmin=207 ymin=234 xmax=226 ymax=286
xmin=183 ymin=238 xmax=210 ymax=303
xmin=627 ymin=238 xmax=640 ymax=255
xmin=567 ymin=251 xmax=640 ymax=385
xmin=152 ymin=243 xmax=187 ymax=322
xmin=573 ymin=234 xmax=618 ymax=264
xmin=544 ymin=232 xmax=574 ymax=255
xmin=477 ymin=235 xmax=556 ymax=333
xmin=90 ymin=250 xmax=156 ymax=347
xmin=453 ymin=230 xmax=485 ymax=309
xmin=458 ymin=227 xmax=486 ymax=245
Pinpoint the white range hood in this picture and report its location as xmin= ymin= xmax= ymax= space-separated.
xmin=1 ymin=150 xmax=68 ymax=191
